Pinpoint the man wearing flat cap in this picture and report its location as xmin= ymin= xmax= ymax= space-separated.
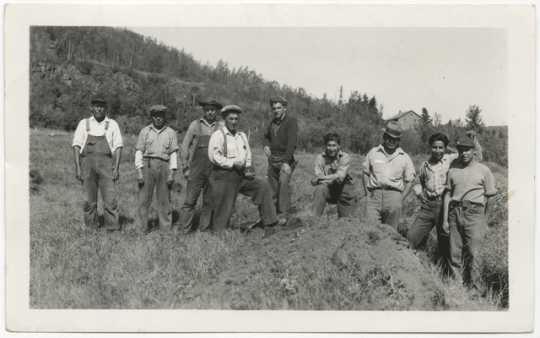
xmin=263 ymin=96 xmax=298 ymax=219
xmin=441 ymin=134 xmax=496 ymax=289
xmin=208 ymin=105 xmax=286 ymax=231
xmin=362 ymin=121 xmax=415 ymax=229
xmin=180 ymin=99 xmax=223 ymax=233
xmin=72 ymin=96 xmax=124 ymax=230
xmin=135 ymin=105 xmax=179 ymax=233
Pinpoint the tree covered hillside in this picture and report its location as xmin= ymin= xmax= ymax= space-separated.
xmin=30 ymin=26 xmax=507 ymax=165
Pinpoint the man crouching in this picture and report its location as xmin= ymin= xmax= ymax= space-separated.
xmin=208 ymin=105 xmax=286 ymax=231
xmin=311 ymin=133 xmax=356 ymax=218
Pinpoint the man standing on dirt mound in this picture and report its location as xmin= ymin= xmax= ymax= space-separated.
xmin=208 ymin=105 xmax=287 ymax=231
xmin=311 ymin=132 xmax=357 ymax=218
xmin=135 ymin=105 xmax=178 ymax=234
xmin=263 ymin=96 xmax=298 ymax=220
xmin=72 ymin=96 xmax=124 ymax=231
xmin=180 ymin=99 xmax=223 ymax=233
xmin=408 ymin=132 xmax=483 ymax=255
xmin=362 ymin=121 xmax=415 ymax=229
xmin=442 ymin=135 xmax=496 ymax=289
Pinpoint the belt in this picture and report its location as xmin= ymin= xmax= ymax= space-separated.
xmin=449 ymin=200 xmax=484 ymax=209
xmin=368 ymin=186 xmax=402 ymax=193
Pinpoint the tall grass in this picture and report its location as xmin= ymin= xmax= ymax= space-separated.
xmin=30 ymin=128 xmax=507 ymax=309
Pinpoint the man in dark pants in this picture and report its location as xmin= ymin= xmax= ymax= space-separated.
xmin=180 ymin=99 xmax=222 ymax=233
xmin=408 ymin=132 xmax=483 ymax=258
xmin=442 ymin=136 xmax=496 ymax=289
xmin=208 ymin=105 xmax=286 ymax=231
xmin=311 ymin=133 xmax=356 ymax=218
xmin=135 ymin=105 xmax=178 ymax=233
xmin=263 ymin=96 xmax=298 ymax=219
xmin=72 ymin=96 xmax=123 ymax=230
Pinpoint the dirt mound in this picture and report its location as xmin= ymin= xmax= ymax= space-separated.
xmin=174 ymin=216 xmax=459 ymax=310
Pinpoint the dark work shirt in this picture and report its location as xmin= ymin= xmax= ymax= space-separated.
xmin=263 ymin=114 xmax=298 ymax=163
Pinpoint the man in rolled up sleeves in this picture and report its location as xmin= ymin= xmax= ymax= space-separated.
xmin=135 ymin=105 xmax=178 ymax=233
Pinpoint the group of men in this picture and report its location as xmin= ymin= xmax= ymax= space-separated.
xmin=72 ymin=95 xmax=496 ymax=289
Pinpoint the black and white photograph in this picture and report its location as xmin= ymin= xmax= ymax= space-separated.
xmin=4 ymin=3 xmax=535 ymax=333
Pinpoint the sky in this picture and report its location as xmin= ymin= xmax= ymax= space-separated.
xmin=130 ymin=27 xmax=506 ymax=126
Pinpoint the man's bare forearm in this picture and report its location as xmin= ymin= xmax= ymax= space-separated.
xmin=113 ymin=148 xmax=122 ymax=171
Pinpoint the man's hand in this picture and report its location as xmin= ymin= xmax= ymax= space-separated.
xmin=244 ymin=166 xmax=256 ymax=180
xmin=281 ymin=163 xmax=292 ymax=175
xmin=112 ymin=167 xmax=120 ymax=182
xmin=75 ymin=167 xmax=83 ymax=184
xmin=441 ymin=220 xmax=450 ymax=234
xmin=137 ymin=169 xmax=144 ymax=188
xmin=263 ymin=146 xmax=271 ymax=157
xmin=233 ymin=159 xmax=245 ymax=171
xmin=182 ymin=165 xmax=190 ymax=179
xmin=310 ymin=177 xmax=320 ymax=186
xmin=167 ymin=170 xmax=175 ymax=188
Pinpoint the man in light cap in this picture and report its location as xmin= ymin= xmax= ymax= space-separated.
xmin=263 ymin=96 xmax=298 ymax=220
xmin=208 ymin=105 xmax=286 ymax=231
xmin=180 ymin=99 xmax=223 ymax=233
xmin=362 ymin=121 xmax=415 ymax=229
xmin=442 ymin=134 xmax=496 ymax=289
xmin=72 ymin=96 xmax=123 ymax=230
xmin=135 ymin=105 xmax=179 ymax=233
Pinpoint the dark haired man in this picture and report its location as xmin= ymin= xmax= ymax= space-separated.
xmin=311 ymin=133 xmax=356 ymax=218
xmin=263 ymin=96 xmax=298 ymax=219
xmin=442 ymin=136 xmax=496 ymax=289
xmin=135 ymin=105 xmax=178 ymax=233
xmin=180 ymin=99 xmax=223 ymax=233
xmin=208 ymin=105 xmax=286 ymax=231
xmin=408 ymin=132 xmax=483 ymax=252
xmin=72 ymin=96 xmax=123 ymax=230
xmin=362 ymin=121 xmax=415 ymax=229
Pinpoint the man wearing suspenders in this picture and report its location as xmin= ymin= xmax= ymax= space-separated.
xmin=72 ymin=96 xmax=124 ymax=230
xmin=208 ymin=105 xmax=286 ymax=231
xmin=135 ymin=105 xmax=179 ymax=233
xmin=180 ymin=99 xmax=222 ymax=233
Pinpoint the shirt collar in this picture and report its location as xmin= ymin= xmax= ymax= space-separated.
xmin=149 ymin=124 xmax=167 ymax=133
xmin=273 ymin=113 xmax=287 ymax=124
xmin=200 ymin=118 xmax=216 ymax=127
xmin=223 ymin=126 xmax=237 ymax=136
xmin=377 ymin=144 xmax=404 ymax=156
xmin=89 ymin=116 xmax=110 ymax=124
xmin=322 ymin=150 xmax=343 ymax=160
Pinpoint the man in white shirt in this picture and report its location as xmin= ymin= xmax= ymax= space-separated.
xmin=135 ymin=105 xmax=178 ymax=233
xmin=72 ymin=96 xmax=123 ymax=230
xmin=208 ymin=105 xmax=286 ymax=231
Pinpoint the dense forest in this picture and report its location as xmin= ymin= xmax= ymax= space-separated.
xmin=30 ymin=27 xmax=507 ymax=165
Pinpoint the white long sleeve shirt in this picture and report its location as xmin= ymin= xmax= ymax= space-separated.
xmin=208 ymin=126 xmax=252 ymax=169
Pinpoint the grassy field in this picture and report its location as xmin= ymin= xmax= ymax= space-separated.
xmin=29 ymin=128 xmax=508 ymax=310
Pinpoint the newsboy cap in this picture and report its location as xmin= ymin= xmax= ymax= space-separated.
xmin=455 ymin=137 xmax=475 ymax=149
xmin=269 ymin=96 xmax=288 ymax=106
xmin=220 ymin=104 xmax=243 ymax=117
xmin=198 ymin=99 xmax=223 ymax=110
xmin=149 ymin=104 xmax=168 ymax=115
xmin=90 ymin=96 xmax=106 ymax=106
xmin=383 ymin=121 xmax=402 ymax=139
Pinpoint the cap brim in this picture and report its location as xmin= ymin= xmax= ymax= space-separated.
xmin=384 ymin=131 xmax=401 ymax=139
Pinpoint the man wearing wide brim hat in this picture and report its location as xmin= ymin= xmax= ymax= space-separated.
xmin=207 ymin=104 xmax=286 ymax=231
xmin=135 ymin=104 xmax=179 ymax=233
xmin=263 ymin=96 xmax=298 ymax=220
xmin=72 ymin=95 xmax=124 ymax=230
xmin=179 ymin=98 xmax=223 ymax=233
xmin=361 ymin=120 xmax=416 ymax=229
xmin=441 ymin=134 xmax=496 ymax=288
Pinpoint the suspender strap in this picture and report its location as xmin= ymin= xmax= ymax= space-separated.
xmin=220 ymin=128 xmax=228 ymax=157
